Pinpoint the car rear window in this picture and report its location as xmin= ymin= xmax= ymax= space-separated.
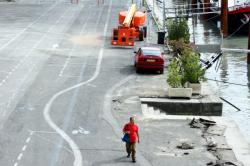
xmin=142 ymin=49 xmax=161 ymax=56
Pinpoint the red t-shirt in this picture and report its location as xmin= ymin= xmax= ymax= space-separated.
xmin=123 ymin=123 xmax=139 ymax=143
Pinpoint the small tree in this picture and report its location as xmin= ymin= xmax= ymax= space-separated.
xmin=168 ymin=39 xmax=194 ymax=56
xmin=167 ymin=59 xmax=183 ymax=88
xmin=181 ymin=49 xmax=205 ymax=83
xmin=167 ymin=17 xmax=190 ymax=43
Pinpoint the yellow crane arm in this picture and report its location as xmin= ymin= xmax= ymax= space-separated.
xmin=123 ymin=4 xmax=137 ymax=27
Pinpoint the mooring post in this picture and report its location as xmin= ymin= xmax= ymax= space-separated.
xmin=192 ymin=0 xmax=197 ymax=10
xmin=203 ymin=0 xmax=209 ymax=19
xmin=221 ymin=0 xmax=228 ymax=37
xmin=248 ymin=22 xmax=250 ymax=64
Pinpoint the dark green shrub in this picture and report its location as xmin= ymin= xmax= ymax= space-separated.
xmin=167 ymin=59 xmax=184 ymax=88
xmin=181 ymin=50 xmax=205 ymax=83
xmin=168 ymin=39 xmax=194 ymax=56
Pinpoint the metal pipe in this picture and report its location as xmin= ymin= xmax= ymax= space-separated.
xmin=221 ymin=48 xmax=250 ymax=53
xmin=220 ymin=97 xmax=241 ymax=111
xmin=165 ymin=11 xmax=220 ymax=19
xmin=177 ymin=2 xmax=212 ymax=7
xmin=164 ymin=6 xmax=219 ymax=10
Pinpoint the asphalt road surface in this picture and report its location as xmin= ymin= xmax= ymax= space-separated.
xmin=0 ymin=0 xmax=140 ymax=165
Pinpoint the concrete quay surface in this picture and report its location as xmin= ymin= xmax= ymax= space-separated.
xmin=0 ymin=0 xmax=249 ymax=166
xmin=111 ymin=72 xmax=250 ymax=166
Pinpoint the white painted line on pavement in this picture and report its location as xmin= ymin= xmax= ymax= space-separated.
xmin=103 ymin=75 xmax=152 ymax=166
xmin=22 ymin=145 xmax=27 ymax=152
xmin=94 ymin=3 xmax=105 ymax=33
xmin=103 ymin=75 xmax=135 ymax=136
xmin=28 ymin=130 xmax=58 ymax=134
xmin=13 ymin=131 xmax=33 ymax=166
xmin=2 ymin=64 xmax=35 ymax=116
xmin=58 ymin=75 xmax=81 ymax=78
xmin=29 ymin=131 xmax=34 ymax=136
xmin=9 ymin=5 xmax=86 ymax=166
xmin=43 ymin=0 xmax=113 ymax=165
xmin=26 ymin=137 xmax=31 ymax=143
xmin=0 ymin=6 xmax=74 ymax=87
xmin=0 ymin=2 xmax=59 ymax=51
xmin=0 ymin=71 xmax=9 ymax=74
xmin=33 ymin=133 xmax=73 ymax=154
xmin=0 ymin=58 xmax=19 ymax=62
xmin=57 ymin=2 xmax=104 ymax=78
xmin=59 ymin=57 xmax=71 ymax=77
xmin=58 ymin=5 xmax=91 ymax=77
xmin=17 ymin=153 xmax=23 ymax=161
xmin=86 ymin=83 xmax=96 ymax=88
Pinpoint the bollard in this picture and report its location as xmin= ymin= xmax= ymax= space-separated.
xmin=221 ymin=0 xmax=228 ymax=37
xmin=191 ymin=0 xmax=197 ymax=9
xmin=203 ymin=0 xmax=210 ymax=20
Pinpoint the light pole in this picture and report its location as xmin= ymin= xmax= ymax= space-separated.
xmin=163 ymin=0 xmax=166 ymax=31
xmin=153 ymin=0 xmax=155 ymax=15
xmin=146 ymin=9 xmax=152 ymax=43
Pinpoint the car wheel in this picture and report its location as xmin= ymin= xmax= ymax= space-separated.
xmin=136 ymin=68 xmax=140 ymax=73
xmin=139 ymin=29 xmax=144 ymax=41
xmin=143 ymin=26 xmax=147 ymax=38
xmin=159 ymin=69 xmax=164 ymax=74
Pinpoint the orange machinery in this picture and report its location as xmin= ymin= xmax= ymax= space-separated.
xmin=111 ymin=4 xmax=147 ymax=46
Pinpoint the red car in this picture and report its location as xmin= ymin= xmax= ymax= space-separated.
xmin=134 ymin=47 xmax=165 ymax=74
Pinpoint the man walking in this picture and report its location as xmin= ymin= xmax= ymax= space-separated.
xmin=123 ymin=117 xmax=140 ymax=163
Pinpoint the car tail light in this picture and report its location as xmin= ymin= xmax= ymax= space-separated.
xmin=157 ymin=57 xmax=164 ymax=62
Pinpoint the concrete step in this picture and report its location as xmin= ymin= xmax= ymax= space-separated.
xmin=140 ymin=97 xmax=223 ymax=116
xmin=141 ymin=103 xmax=168 ymax=119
